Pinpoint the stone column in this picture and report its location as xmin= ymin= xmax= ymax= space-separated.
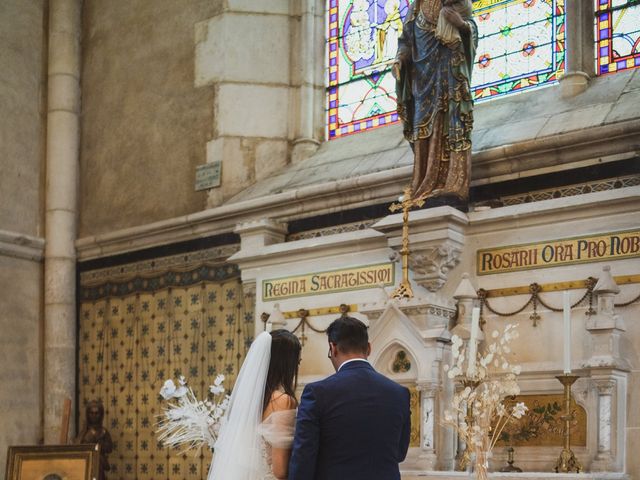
xmin=44 ymin=0 xmax=81 ymax=442
xmin=559 ymin=0 xmax=594 ymax=97
xmin=291 ymin=0 xmax=321 ymax=163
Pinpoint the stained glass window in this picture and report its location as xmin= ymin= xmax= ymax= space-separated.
xmin=326 ymin=0 xmax=566 ymax=139
xmin=472 ymin=0 xmax=566 ymax=100
xmin=595 ymin=0 xmax=640 ymax=75
xmin=326 ymin=0 xmax=412 ymax=139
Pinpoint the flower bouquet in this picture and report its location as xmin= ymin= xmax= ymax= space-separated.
xmin=443 ymin=324 xmax=527 ymax=480
xmin=156 ymin=374 xmax=229 ymax=453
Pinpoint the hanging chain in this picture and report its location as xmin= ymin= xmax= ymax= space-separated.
xmin=615 ymin=291 xmax=640 ymax=308
xmin=477 ymin=278 xmax=607 ymax=327
xmin=586 ymin=277 xmax=597 ymax=316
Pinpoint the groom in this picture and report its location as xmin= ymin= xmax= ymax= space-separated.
xmin=289 ymin=316 xmax=411 ymax=480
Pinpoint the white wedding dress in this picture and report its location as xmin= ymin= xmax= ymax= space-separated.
xmin=207 ymin=332 xmax=296 ymax=480
xmin=258 ymin=409 xmax=296 ymax=480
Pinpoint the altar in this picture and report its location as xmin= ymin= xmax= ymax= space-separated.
xmin=229 ymin=187 xmax=640 ymax=477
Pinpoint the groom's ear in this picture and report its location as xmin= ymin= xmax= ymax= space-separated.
xmin=366 ymin=342 xmax=372 ymax=357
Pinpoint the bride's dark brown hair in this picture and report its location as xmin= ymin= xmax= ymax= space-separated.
xmin=263 ymin=329 xmax=302 ymax=412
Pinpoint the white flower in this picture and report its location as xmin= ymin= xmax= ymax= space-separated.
xmin=178 ymin=375 xmax=187 ymax=386
xmin=174 ymin=384 xmax=188 ymax=398
xmin=512 ymin=365 xmax=522 ymax=375
xmin=512 ymin=402 xmax=528 ymax=419
xmin=160 ymin=379 xmax=177 ymax=399
xmin=209 ymin=376 xmax=226 ymax=396
xmin=492 ymin=330 xmax=499 ymax=338
xmin=480 ymin=353 xmax=493 ymax=367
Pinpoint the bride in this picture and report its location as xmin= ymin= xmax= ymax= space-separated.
xmin=208 ymin=329 xmax=301 ymax=480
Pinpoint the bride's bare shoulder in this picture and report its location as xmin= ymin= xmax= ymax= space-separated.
xmin=265 ymin=391 xmax=297 ymax=415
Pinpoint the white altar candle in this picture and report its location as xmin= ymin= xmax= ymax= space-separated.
xmin=467 ymin=307 xmax=480 ymax=377
xmin=563 ymin=291 xmax=571 ymax=374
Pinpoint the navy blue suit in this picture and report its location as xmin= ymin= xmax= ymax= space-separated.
xmin=289 ymin=360 xmax=411 ymax=480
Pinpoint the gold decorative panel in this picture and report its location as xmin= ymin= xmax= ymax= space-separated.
xmin=78 ymin=254 xmax=253 ymax=480
xmin=497 ymin=394 xmax=587 ymax=447
xmin=409 ymin=387 xmax=420 ymax=448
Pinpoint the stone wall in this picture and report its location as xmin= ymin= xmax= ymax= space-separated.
xmin=0 ymin=257 xmax=43 ymax=477
xmin=79 ymin=0 xmax=221 ymax=237
xmin=0 ymin=1 xmax=46 ymax=476
xmin=0 ymin=0 xmax=45 ymax=236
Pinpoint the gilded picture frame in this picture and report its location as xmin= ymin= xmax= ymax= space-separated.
xmin=5 ymin=444 xmax=100 ymax=480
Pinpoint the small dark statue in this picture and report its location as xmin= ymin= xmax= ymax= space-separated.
xmin=77 ymin=400 xmax=113 ymax=480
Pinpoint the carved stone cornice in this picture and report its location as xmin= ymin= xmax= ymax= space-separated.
xmin=0 ymin=229 xmax=45 ymax=262
xmin=372 ymin=206 xmax=468 ymax=292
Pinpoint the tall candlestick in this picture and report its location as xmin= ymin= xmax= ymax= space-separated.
xmin=467 ymin=307 xmax=480 ymax=377
xmin=563 ymin=291 xmax=571 ymax=374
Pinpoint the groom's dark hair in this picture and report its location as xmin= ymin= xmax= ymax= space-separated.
xmin=326 ymin=316 xmax=369 ymax=354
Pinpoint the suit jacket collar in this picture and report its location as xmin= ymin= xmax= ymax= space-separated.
xmin=338 ymin=359 xmax=373 ymax=372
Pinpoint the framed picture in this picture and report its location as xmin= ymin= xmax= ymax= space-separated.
xmin=5 ymin=444 xmax=100 ymax=480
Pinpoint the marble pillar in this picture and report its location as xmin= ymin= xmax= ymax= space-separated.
xmin=418 ymin=382 xmax=438 ymax=452
xmin=595 ymin=380 xmax=615 ymax=464
xmin=43 ymin=0 xmax=81 ymax=443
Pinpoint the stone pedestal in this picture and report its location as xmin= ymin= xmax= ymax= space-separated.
xmin=372 ymin=207 xmax=468 ymax=292
xmin=583 ymin=267 xmax=629 ymax=472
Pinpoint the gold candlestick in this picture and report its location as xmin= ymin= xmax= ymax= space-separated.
xmin=457 ymin=379 xmax=481 ymax=471
xmin=554 ymin=374 xmax=582 ymax=473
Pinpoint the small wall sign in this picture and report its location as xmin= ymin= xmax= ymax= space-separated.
xmin=195 ymin=162 xmax=221 ymax=191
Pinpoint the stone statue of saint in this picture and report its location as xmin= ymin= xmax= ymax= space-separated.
xmin=77 ymin=400 xmax=113 ymax=480
xmin=394 ymin=0 xmax=477 ymax=205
